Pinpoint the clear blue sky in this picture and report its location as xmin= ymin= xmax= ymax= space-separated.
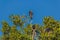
xmin=0 ymin=0 xmax=60 ymax=36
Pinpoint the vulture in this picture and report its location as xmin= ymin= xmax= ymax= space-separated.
xmin=29 ymin=10 xmax=33 ymax=19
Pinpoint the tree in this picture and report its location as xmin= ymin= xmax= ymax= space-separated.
xmin=2 ymin=21 xmax=10 ymax=40
xmin=40 ymin=16 xmax=60 ymax=40
xmin=1 ymin=14 xmax=32 ymax=40
xmin=1 ymin=14 xmax=60 ymax=40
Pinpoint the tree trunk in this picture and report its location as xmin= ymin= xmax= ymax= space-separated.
xmin=32 ymin=29 xmax=36 ymax=40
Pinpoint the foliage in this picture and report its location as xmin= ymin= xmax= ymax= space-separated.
xmin=40 ymin=16 xmax=60 ymax=40
xmin=1 ymin=14 xmax=60 ymax=40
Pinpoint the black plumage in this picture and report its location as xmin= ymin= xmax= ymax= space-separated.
xmin=29 ymin=10 xmax=33 ymax=19
xmin=45 ymin=28 xmax=53 ymax=32
xmin=32 ymin=25 xmax=35 ymax=29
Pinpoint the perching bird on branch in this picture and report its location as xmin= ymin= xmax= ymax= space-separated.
xmin=29 ymin=10 xmax=33 ymax=19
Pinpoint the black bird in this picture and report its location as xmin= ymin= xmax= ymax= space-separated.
xmin=45 ymin=28 xmax=53 ymax=32
xmin=29 ymin=10 xmax=33 ymax=19
xmin=32 ymin=25 xmax=35 ymax=29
